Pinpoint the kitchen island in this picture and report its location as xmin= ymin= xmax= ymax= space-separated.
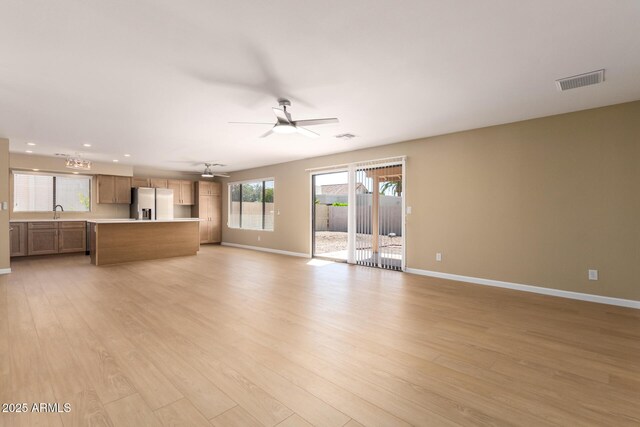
xmin=88 ymin=219 xmax=200 ymax=266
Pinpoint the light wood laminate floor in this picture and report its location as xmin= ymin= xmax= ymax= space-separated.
xmin=1 ymin=246 xmax=638 ymax=426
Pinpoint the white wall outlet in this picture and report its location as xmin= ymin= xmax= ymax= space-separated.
xmin=0 ymin=201 xmax=7 ymax=210
xmin=588 ymin=269 xmax=598 ymax=281
xmin=436 ymin=252 xmax=442 ymax=262
xmin=257 ymin=235 xmax=261 ymax=241
xmin=406 ymin=206 xmax=412 ymax=214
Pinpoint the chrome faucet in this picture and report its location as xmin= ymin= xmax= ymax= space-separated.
xmin=53 ymin=204 xmax=64 ymax=219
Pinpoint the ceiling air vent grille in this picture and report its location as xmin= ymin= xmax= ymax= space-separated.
xmin=335 ymin=133 xmax=356 ymax=140
xmin=556 ymin=69 xmax=604 ymax=91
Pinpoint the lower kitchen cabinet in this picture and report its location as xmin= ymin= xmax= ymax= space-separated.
xmin=11 ymin=221 xmax=87 ymax=257
xmin=59 ymin=222 xmax=87 ymax=253
xmin=10 ymin=222 xmax=28 ymax=257
xmin=28 ymin=223 xmax=59 ymax=255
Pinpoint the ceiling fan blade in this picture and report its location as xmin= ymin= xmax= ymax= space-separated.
xmin=291 ymin=118 xmax=339 ymax=127
xmin=272 ymin=107 xmax=291 ymax=124
xmin=295 ymin=126 xmax=319 ymax=138
xmin=228 ymin=121 xmax=274 ymax=125
xmin=213 ymin=173 xmax=230 ymax=178
xmin=260 ymin=128 xmax=275 ymax=138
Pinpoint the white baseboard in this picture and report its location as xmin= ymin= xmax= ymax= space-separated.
xmin=221 ymin=242 xmax=311 ymax=259
xmin=0 ymin=268 xmax=11 ymax=275
xmin=405 ymin=268 xmax=639 ymax=309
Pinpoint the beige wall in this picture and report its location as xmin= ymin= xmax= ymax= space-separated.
xmin=221 ymin=101 xmax=640 ymax=300
xmin=0 ymin=139 xmax=9 ymax=271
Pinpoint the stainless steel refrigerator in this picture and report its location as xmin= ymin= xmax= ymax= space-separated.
xmin=131 ymin=187 xmax=174 ymax=220
xmin=131 ymin=187 xmax=155 ymax=220
xmin=155 ymin=188 xmax=174 ymax=220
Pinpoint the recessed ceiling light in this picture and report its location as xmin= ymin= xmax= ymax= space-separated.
xmin=124 ymin=154 xmax=131 ymax=157
xmin=32 ymin=168 xmax=39 ymax=171
xmin=83 ymin=143 xmax=92 ymax=147
xmin=25 ymin=150 xmax=33 ymax=153
xmin=112 ymin=159 xmax=119 ymax=162
xmin=72 ymin=171 xmax=79 ymax=174
xmin=27 ymin=142 xmax=36 ymax=146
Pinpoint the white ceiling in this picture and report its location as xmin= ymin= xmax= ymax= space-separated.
xmin=1 ymin=1 xmax=639 ymax=173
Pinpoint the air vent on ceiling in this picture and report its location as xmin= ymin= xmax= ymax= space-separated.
xmin=556 ymin=69 xmax=604 ymax=91
xmin=335 ymin=133 xmax=356 ymax=140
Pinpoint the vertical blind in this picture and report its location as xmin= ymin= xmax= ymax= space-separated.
xmin=354 ymin=159 xmax=404 ymax=270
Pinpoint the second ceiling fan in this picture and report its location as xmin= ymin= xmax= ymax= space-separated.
xmin=230 ymin=98 xmax=338 ymax=138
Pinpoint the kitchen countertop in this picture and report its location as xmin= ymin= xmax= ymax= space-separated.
xmin=87 ymin=218 xmax=200 ymax=224
xmin=11 ymin=218 xmax=200 ymax=223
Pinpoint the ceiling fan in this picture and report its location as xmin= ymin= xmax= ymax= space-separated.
xmin=181 ymin=163 xmax=229 ymax=178
xmin=230 ymin=98 xmax=339 ymax=138
xmin=200 ymin=163 xmax=229 ymax=178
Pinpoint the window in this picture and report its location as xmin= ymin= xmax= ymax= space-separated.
xmin=13 ymin=172 xmax=91 ymax=212
xmin=228 ymin=179 xmax=274 ymax=230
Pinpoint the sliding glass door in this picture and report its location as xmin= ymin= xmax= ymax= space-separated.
xmin=311 ymin=157 xmax=405 ymax=270
xmin=354 ymin=160 xmax=404 ymax=270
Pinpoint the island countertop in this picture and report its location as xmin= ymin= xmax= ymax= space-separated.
xmin=86 ymin=218 xmax=200 ymax=224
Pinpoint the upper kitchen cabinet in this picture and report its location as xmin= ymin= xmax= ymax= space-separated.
xmin=150 ymin=178 xmax=168 ymax=188
xmin=198 ymin=181 xmax=221 ymax=196
xmin=168 ymin=180 xmax=194 ymax=205
xmin=97 ymin=175 xmax=132 ymax=204
xmin=132 ymin=177 xmax=150 ymax=187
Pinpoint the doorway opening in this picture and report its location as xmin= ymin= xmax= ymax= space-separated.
xmin=312 ymin=171 xmax=349 ymax=261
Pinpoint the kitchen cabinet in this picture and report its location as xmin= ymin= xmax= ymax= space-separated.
xmin=13 ymin=221 xmax=88 ymax=257
xmin=97 ymin=175 xmax=132 ymax=204
xmin=10 ymin=222 xmax=27 ymax=257
xmin=150 ymin=178 xmax=168 ymax=188
xmin=194 ymin=181 xmax=221 ymax=244
xmin=115 ymin=176 xmax=132 ymax=203
xmin=181 ymin=181 xmax=194 ymax=205
xmin=168 ymin=180 xmax=194 ymax=205
xmin=58 ymin=221 xmax=86 ymax=253
xmin=132 ymin=177 xmax=150 ymax=187
xmin=28 ymin=222 xmax=59 ymax=255
xmin=198 ymin=181 xmax=221 ymax=196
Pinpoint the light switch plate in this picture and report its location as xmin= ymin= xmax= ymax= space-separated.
xmin=436 ymin=252 xmax=442 ymax=262
xmin=588 ymin=269 xmax=598 ymax=281
xmin=1 ymin=201 xmax=7 ymax=210
xmin=406 ymin=206 xmax=412 ymax=214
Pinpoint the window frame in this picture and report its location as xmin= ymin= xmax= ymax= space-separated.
xmin=227 ymin=177 xmax=275 ymax=231
xmin=11 ymin=170 xmax=93 ymax=213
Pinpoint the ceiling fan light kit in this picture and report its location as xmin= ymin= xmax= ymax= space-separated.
xmin=200 ymin=163 xmax=229 ymax=178
xmin=230 ymin=98 xmax=339 ymax=138
xmin=272 ymin=124 xmax=297 ymax=134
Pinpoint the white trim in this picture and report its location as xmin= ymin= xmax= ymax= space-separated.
xmin=401 ymin=158 xmax=406 ymax=271
xmin=221 ymin=242 xmax=311 ymax=258
xmin=405 ymin=268 xmax=640 ymax=309
xmin=347 ymin=164 xmax=356 ymax=264
xmin=0 ymin=268 xmax=11 ymax=275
